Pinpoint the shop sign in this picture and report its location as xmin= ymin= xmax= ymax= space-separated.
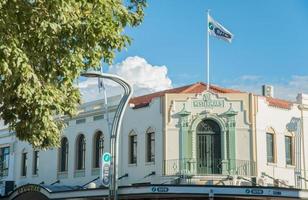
xmin=273 ymin=190 xmax=282 ymax=195
xmin=17 ymin=184 xmax=41 ymax=195
xmin=192 ymin=93 xmax=225 ymax=108
xmin=101 ymin=152 xmax=111 ymax=186
xmin=245 ymin=188 xmax=264 ymax=195
xmin=152 ymin=186 xmax=169 ymax=193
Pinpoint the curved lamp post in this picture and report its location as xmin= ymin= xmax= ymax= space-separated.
xmin=81 ymin=72 xmax=133 ymax=200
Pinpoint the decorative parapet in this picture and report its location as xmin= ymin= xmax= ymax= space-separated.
xmin=221 ymin=103 xmax=238 ymax=117
xmin=191 ymin=93 xmax=225 ymax=109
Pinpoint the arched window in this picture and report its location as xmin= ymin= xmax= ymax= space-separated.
xmin=93 ymin=131 xmax=104 ymax=168
xmin=59 ymin=137 xmax=68 ymax=172
xmin=285 ymin=135 xmax=293 ymax=165
xmin=266 ymin=128 xmax=276 ymax=163
xmin=76 ymin=134 xmax=86 ymax=170
xmin=21 ymin=149 xmax=28 ymax=177
xmin=129 ymin=131 xmax=137 ymax=164
xmin=146 ymin=128 xmax=155 ymax=163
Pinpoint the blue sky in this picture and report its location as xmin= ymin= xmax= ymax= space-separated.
xmin=97 ymin=0 xmax=308 ymax=100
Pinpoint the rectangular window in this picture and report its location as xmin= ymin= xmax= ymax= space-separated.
xmin=21 ymin=152 xmax=27 ymax=177
xmin=129 ymin=135 xmax=137 ymax=164
xmin=33 ymin=151 xmax=39 ymax=175
xmin=147 ymin=132 xmax=155 ymax=162
xmin=0 ymin=147 xmax=10 ymax=177
xmin=76 ymin=118 xmax=86 ymax=124
xmin=266 ymin=133 xmax=274 ymax=163
xmin=93 ymin=115 xmax=104 ymax=121
xmin=285 ymin=136 xmax=293 ymax=165
xmin=60 ymin=138 xmax=68 ymax=172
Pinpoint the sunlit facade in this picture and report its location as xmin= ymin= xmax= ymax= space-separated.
xmin=1 ymin=83 xmax=308 ymax=199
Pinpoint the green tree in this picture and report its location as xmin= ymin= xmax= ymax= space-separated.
xmin=0 ymin=0 xmax=145 ymax=148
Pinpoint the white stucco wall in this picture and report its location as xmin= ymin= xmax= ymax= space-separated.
xmin=11 ymin=95 xmax=165 ymax=188
xmin=119 ymin=97 xmax=164 ymax=185
xmin=3 ymin=91 xmax=308 ymax=191
xmin=12 ymin=98 xmax=118 ymax=187
xmin=256 ymin=96 xmax=303 ymax=187
xmin=0 ymin=126 xmax=16 ymax=195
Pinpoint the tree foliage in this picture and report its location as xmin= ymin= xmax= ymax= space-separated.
xmin=0 ymin=0 xmax=145 ymax=148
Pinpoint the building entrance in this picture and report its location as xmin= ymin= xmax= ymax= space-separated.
xmin=196 ymin=119 xmax=221 ymax=174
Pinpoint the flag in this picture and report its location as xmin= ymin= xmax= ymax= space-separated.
xmin=208 ymin=15 xmax=233 ymax=43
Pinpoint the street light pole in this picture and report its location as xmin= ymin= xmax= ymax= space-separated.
xmin=81 ymin=72 xmax=133 ymax=200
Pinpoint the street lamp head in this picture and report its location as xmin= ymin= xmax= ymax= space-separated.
xmin=79 ymin=70 xmax=133 ymax=200
xmin=81 ymin=71 xmax=103 ymax=78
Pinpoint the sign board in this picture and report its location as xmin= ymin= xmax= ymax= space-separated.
xmin=151 ymin=186 xmax=169 ymax=193
xmin=101 ymin=152 xmax=111 ymax=186
xmin=103 ymin=152 xmax=111 ymax=163
xmin=9 ymin=184 xmax=45 ymax=200
xmin=17 ymin=184 xmax=41 ymax=194
xmin=245 ymin=189 xmax=264 ymax=195
xmin=192 ymin=93 xmax=225 ymax=109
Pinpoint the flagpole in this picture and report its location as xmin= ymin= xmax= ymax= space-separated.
xmin=206 ymin=10 xmax=210 ymax=91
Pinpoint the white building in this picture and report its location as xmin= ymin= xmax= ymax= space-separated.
xmin=0 ymin=120 xmax=15 ymax=197
xmin=2 ymin=82 xmax=308 ymax=199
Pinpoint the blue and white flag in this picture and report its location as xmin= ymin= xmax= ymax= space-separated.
xmin=208 ymin=15 xmax=233 ymax=43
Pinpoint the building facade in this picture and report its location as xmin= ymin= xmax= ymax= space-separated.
xmin=1 ymin=82 xmax=308 ymax=199
xmin=0 ymin=122 xmax=15 ymax=197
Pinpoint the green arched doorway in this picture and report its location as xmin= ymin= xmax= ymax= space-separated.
xmin=196 ymin=119 xmax=221 ymax=174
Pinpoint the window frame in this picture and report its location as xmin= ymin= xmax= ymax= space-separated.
xmin=146 ymin=130 xmax=155 ymax=163
xmin=32 ymin=150 xmax=39 ymax=175
xmin=59 ymin=137 xmax=69 ymax=172
xmin=93 ymin=131 xmax=104 ymax=169
xmin=129 ymin=132 xmax=137 ymax=164
xmin=21 ymin=152 xmax=27 ymax=177
xmin=266 ymin=130 xmax=276 ymax=164
xmin=76 ymin=134 xmax=86 ymax=170
xmin=0 ymin=146 xmax=10 ymax=177
xmin=285 ymin=135 xmax=294 ymax=166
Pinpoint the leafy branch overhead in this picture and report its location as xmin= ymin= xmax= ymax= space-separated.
xmin=0 ymin=0 xmax=146 ymax=148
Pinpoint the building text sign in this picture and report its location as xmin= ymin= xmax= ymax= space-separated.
xmin=17 ymin=184 xmax=41 ymax=195
xmin=192 ymin=93 xmax=225 ymax=108
xmin=9 ymin=184 xmax=44 ymax=200
xmin=152 ymin=186 xmax=169 ymax=193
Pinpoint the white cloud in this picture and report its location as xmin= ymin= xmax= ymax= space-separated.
xmin=109 ymin=56 xmax=172 ymax=93
xmin=78 ymin=56 xmax=172 ymax=102
xmin=228 ymin=75 xmax=308 ymax=101
xmin=274 ymin=76 xmax=308 ymax=100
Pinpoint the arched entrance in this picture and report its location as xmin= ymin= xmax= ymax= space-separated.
xmin=8 ymin=184 xmax=50 ymax=200
xmin=196 ymin=119 xmax=221 ymax=174
xmin=13 ymin=191 xmax=49 ymax=200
